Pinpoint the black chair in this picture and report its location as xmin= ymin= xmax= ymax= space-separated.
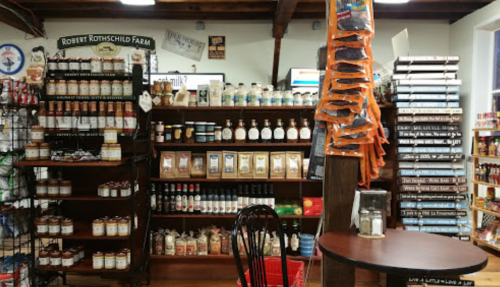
xmin=232 ymin=205 xmax=289 ymax=287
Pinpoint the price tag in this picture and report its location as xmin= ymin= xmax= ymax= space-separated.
xmin=139 ymin=91 xmax=153 ymax=113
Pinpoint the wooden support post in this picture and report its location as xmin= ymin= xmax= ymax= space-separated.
xmin=322 ymin=156 xmax=359 ymax=287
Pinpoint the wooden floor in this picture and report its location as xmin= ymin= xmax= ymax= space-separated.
xmin=54 ymin=246 xmax=500 ymax=287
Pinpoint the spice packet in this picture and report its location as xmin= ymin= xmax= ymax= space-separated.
xmin=329 ymin=0 xmax=374 ymax=38
xmin=315 ymin=106 xmax=355 ymax=125
xmin=153 ymin=231 xmax=165 ymax=255
xmin=253 ymin=152 xmax=269 ymax=179
xmin=321 ymin=88 xmax=366 ymax=103
xmin=190 ymin=153 xmax=206 ymax=178
xmin=222 ymin=151 xmax=237 ymax=179
xmin=332 ymin=131 xmax=374 ymax=147
xmin=221 ymin=229 xmax=230 ymax=254
xmin=207 ymin=152 xmax=222 ymax=179
xmin=160 ymin=152 xmax=176 ymax=179
xmin=238 ymin=152 xmax=253 ymax=178
xmin=270 ymin=152 xmax=286 ymax=179
xmin=286 ymin=152 xmax=303 ymax=179
xmin=175 ymin=151 xmax=191 ymax=178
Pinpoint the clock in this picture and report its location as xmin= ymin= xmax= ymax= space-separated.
xmin=0 ymin=44 xmax=24 ymax=75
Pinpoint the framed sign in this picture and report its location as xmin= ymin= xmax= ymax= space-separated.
xmin=208 ymin=36 xmax=225 ymax=60
xmin=162 ymin=30 xmax=205 ymax=62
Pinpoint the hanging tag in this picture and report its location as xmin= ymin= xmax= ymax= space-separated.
xmin=152 ymin=96 xmax=161 ymax=106
xmin=139 ymin=91 xmax=153 ymax=113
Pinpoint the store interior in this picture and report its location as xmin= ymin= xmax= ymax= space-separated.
xmin=1 ymin=0 xmax=500 ymax=286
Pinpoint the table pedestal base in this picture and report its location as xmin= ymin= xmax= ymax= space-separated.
xmin=386 ymin=274 xmax=407 ymax=287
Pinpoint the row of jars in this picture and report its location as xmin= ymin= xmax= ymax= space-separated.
xmin=97 ymin=181 xmax=134 ymax=198
xmin=47 ymin=57 xmax=126 ymax=74
xmin=101 ymin=143 xmax=122 ymax=161
xmin=37 ymin=216 xmax=73 ymax=236
xmin=26 ymin=142 xmax=50 ymax=161
xmin=39 ymin=245 xmax=85 ymax=268
xmin=36 ymin=180 xmax=72 ymax=197
xmin=92 ymin=216 xmax=131 ymax=237
xmin=153 ymin=121 xmax=217 ymax=144
xmin=93 ymin=249 xmax=130 ymax=270
xmin=47 ymin=80 xmax=133 ymax=97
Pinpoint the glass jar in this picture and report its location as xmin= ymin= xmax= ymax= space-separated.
xmin=36 ymin=180 xmax=47 ymax=197
xmin=206 ymin=132 xmax=215 ymax=143
xmin=214 ymin=126 xmax=222 ymax=143
xmin=67 ymin=80 xmax=79 ymax=96
xmin=165 ymin=125 xmax=173 ymax=143
xmin=39 ymin=143 xmax=50 ymax=160
xmin=60 ymin=180 xmax=72 ymax=196
xmin=113 ymin=57 xmax=125 ymax=73
xmin=359 ymin=210 xmax=371 ymax=236
xmin=100 ymin=80 xmax=111 ymax=96
xmin=116 ymin=252 xmax=127 ymax=270
xmin=195 ymin=122 xmax=206 ymax=133
xmin=50 ymin=251 xmax=62 ymax=267
xmin=46 ymin=80 xmax=56 ymax=96
xmin=103 ymin=58 xmax=114 ymax=73
xmin=118 ymin=218 xmax=129 ymax=237
xmin=61 ymin=218 xmax=73 ymax=236
xmin=196 ymin=133 xmax=207 ymax=143
xmin=110 ymin=184 xmax=118 ymax=197
xmin=78 ymin=246 xmax=85 ymax=261
xmin=62 ymin=251 xmax=74 ymax=267
xmin=80 ymin=57 xmax=92 ymax=73
xmin=92 ymin=219 xmax=104 ymax=236
xmin=69 ymin=57 xmax=80 ymax=72
xmin=26 ymin=143 xmax=40 ymax=160
xmin=47 ymin=58 xmax=58 ymax=73
xmin=123 ymin=81 xmax=133 ymax=97
xmin=101 ymin=144 xmax=109 ymax=161
xmin=39 ymin=250 xmax=50 ymax=266
xmin=173 ymin=125 xmax=183 ymax=143
xmin=56 ymin=80 xmax=67 ymax=96
xmin=79 ymin=80 xmax=90 ymax=96
xmin=58 ymin=58 xmax=69 ymax=72
xmin=155 ymin=121 xmax=164 ymax=133
xmin=184 ymin=121 xmax=195 ymax=143
xmin=109 ymin=144 xmax=122 ymax=161
xmin=105 ymin=252 xmax=116 ymax=269
xmin=31 ymin=126 xmax=44 ymax=143
xmin=91 ymin=57 xmax=103 ymax=73
xmin=93 ymin=251 xmax=104 ymax=269
xmin=90 ymin=80 xmax=100 ymax=96
xmin=104 ymin=126 xmax=118 ymax=144
xmin=155 ymin=133 xmax=164 ymax=143
xmin=100 ymin=183 xmax=110 ymax=197
xmin=49 ymin=217 xmax=61 ymax=236
xmin=120 ymin=184 xmax=130 ymax=197
xmin=370 ymin=210 xmax=383 ymax=236
xmin=106 ymin=218 xmax=117 ymax=236
xmin=122 ymin=248 xmax=130 ymax=266
xmin=302 ymin=92 xmax=313 ymax=106
xmin=47 ymin=180 xmax=59 ymax=196
xmin=112 ymin=80 xmax=123 ymax=96
xmin=37 ymin=217 xmax=49 ymax=236
xmin=69 ymin=247 xmax=79 ymax=263
xmin=206 ymin=122 xmax=216 ymax=132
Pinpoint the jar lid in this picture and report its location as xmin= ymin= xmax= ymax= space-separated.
xmin=102 ymin=144 xmax=110 ymax=148
xmin=116 ymin=252 xmax=126 ymax=257
xmin=105 ymin=126 xmax=117 ymax=130
xmin=195 ymin=122 xmax=206 ymax=125
xmin=206 ymin=132 xmax=215 ymax=135
xmin=62 ymin=251 xmax=73 ymax=257
xmin=49 ymin=217 xmax=60 ymax=223
xmin=60 ymin=180 xmax=71 ymax=185
xmin=48 ymin=79 xmax=56 ymax=83
xmin=39 ymin=250 xmax=49 ymax=256
xmin=93 ymin=219 xmax=104 ymax=223
xmin=91 ymin=57 xmax=102 ymax=61
xmin=172 ymin=124 xmax=183 ymax=128
xmin=196 ymin=133 xmax=206 ymax=135
xmin=93 ymin=251 xmax=103 ymax=256
xmin=68 ymin=80 xmax=78 ymax=83
xmin=31 ymin=125 xmax=43 ymax=129
xmin=206 ymin=122 xmax=216 ymax=125
xmin=79 ymin=80 xmax=89 ymax=83
xmin=107 ymin=218 xmax=117 ymax=223
xmin=215 ymin=126 xmax=222 ymax=129
xmin=114 ymin=57 xmax=124 ymax=61
xmin=57 ymin=79 xmax=66 ymax=83
xmin=105 ymin=252 xmax=115 ymax=256
xmin=165 ymin=125 xmax=172 ymax=128
xmin=26 ymin=143 xmax=38 ymax=148
xmin=103 ymin=57 xmax=114 ymax=61
xmin=80 ymin=57 xmax=91 ymax=61
xmin=119 ymin=218 xmax=128 ymax=223
xmin=123 ymin=80 xmax=131 ymax=84
xmin=360 ymin=210 xmax=369 ymax=214
xmin=62 ymin=218 xmax=73 ymax=223
xmin=50 ymin=251 xmax=62 ymax=256
xmin=60 ymin=57 xmax=69 ymax=60
xmin=112 ymin=80 xmax=122 ymax=83
xmin=48 ymin=180 xmax=59 ymax=184
xmin=69 ymin=57 xmax=79 ymax=60
xmin=185 ymin=121 xmax=195 ymax=125
xmin=101 ymin=80 xmax=110 ymax=83
xmin=90 ymin=80 xmax=100 ymax=83
xmin=48 ymin=57 xmax=58 ymax=61
xmin=40 ymin=143 xmax=50 ymax=147
xmin=37 ymin=217 xmax=48 ymax=223
xmin=37 ymin=180 xmax=47 ymax=184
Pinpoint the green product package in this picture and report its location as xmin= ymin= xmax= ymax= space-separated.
xmin=274 ymin=202 xmax=303 ymax=216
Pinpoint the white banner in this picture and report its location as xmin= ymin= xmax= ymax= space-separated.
xmin=162 ymin=30 xmax=205 ymax=61
xmin=150 ymin=74 xmax=224 ymax=91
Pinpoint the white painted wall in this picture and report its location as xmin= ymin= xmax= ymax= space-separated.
xmin=0 ymin=18 xmax=450 ymax=86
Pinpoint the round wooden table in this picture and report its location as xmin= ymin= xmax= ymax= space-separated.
xmin=318 ymin=229 xmax=488 ymax=287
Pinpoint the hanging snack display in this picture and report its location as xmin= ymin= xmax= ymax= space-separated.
xmin=317 ymin=0 xmax=387 ymax=187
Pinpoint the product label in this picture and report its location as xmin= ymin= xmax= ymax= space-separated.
xmin=50 ymin=257 xmax=61 ymax=266
xmin=213 ymin=201 xmax=219 ymax=213
xmin=194 ymin=157 xmax=204 ymax=171
xmin=215 ymin=130 xmax=222 ymax=141
xmin=98 ymin=116 xmax=106 ymax=129
xmin=47 ymin=116 xmax=55 ymax=129
xmin=291 ymin=235 xmax=299 ymax=251
xmin=107 ymin=225 xmax=117 ymax=235
xmin=58 ymin=62 xmax=69 ymax=70
xmin=201 ymin=200 xmax=207 ymax=212
xmin=243 ymin=197 xmax=249 ymax=207
xmin=235 ymin=129 xmax=246 ymax=140
xmin=114 ymin=62 xmax=125 ymax=72
xmin=300 ymin=128 xmax=311 ymax=140
xmin=104 ymin=132 xmax=117 ymax=143
xmin=109 ymin=149 xmax=121 ymax=160
xmin=49 ymin=225 xmax=60 ymax=234
xmin=63 ymin=116 xmax=72 ymax=129
xmin=105 ymin=258 xmax=115 ymax=268
xmin=93 ymin=225 xmax=104 ymax=235
xmin=101 ymin=85 xmax=111 ymax=95
xmin=80 ymin=116 xmax=90 ymax=126
xmin=189 ymin=196 xmax=194 ymax=212
xmin=48 ymin=62 xmax=57 ymax=71
xmin=225 ymin=155 xmax=235 ymax=173
xmin=26 ymin=149 xmax=39 ymax=158
xmin=36 ymin=186 xmax=47 ymax=196
xmin=287 ymin=128 xmax=298 ymax=140
xmin=256 ymin=156 xmax=266 ymax=174
xmin=207 ymin=200 xmax=213 ymax=212
xmin=106 ymin=116 xmax=115 ymax=128
xmin=31 ymin=131 xmax=44 ymax=140
xmin=61 ymin=225 xmax=73 ymax=235
xmin=178 ymin=154 xmax=189 ymax=173
xmin=62 ymin=258 xmax=73 ymax=267
xmin=90 ymin=116 xmax=98 ymax=129
xmin=39 ymin=257 xmax=50 ymax=266
xmin=93 ymin=259 xmax=103 ymax=268
xmin=103 ymin=62 xmax=113 ymax=71
xmin=90 ymin=85 xmax=100 ymax=95
xmin=209 ymin=155 xmax=219 ymax=174
xmin=222 ymin=128 xmax=232 ymax=140
xmin=261 ymin=128 xmax=272 ymax=140
xmin=248 ymin=128 xmax=259 ymax=140
xmin=273 ymin=157 xmax=283 ymax=172
xmin=116 ymin=258 xmax=127 ymax=268
xmin=68 ymin=85 xmax=79 ymax=95
xmin=162 ymin=155 xmax=173 ymax=174
xmin=118 ymin=225 xmax=128 ymax=235
xmin=195 ymin=195 xmax=201 ymax=211
xmin=289 ymin=157 xmax=298 ymax=172
xmin=37 ymin=224 xmax=48 ymax=234
xmin=81 ymin=62 xmax=91 ymax=71
xmin=124 ymin=117 xmax=136 ymax=130
xmin=123 ymin=85 xmax=133 ymax=96
xmin=46 ymin=84 xmax=56 ymax=95
xmin=240 ymin=156 xmax=249 ymax=173
xmin=40 ymin=148 xmax=50 ymax=158
xmin=176 ymin=195 xmax=182 ymax=211
xmin=38 ymin=116 xmax=47 ymax=128
xmin=60 ymin=186 xmax=71 ymax=196
xmin=48 ymin=186 xmax=59 ymax=195
xmin=115 ymin=117 xmax=124 ymax=129
xmin=113 ymin=85 xmax=123 ymax=96
xmin=274 ymin=128 xmax=285 ymax=140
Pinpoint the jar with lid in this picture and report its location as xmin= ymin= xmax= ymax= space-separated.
xmin=49 ymin=217 xmax=61 ymax=236
xmin=122 ymin=248 xmax=130 ymax=266
xmin=39 ymin=143 xmax=50 ymax=160
xmin=93 ymin=251 xmax=104 ymax=269
xmin=69 ymin=247 xmax=79 ymax=263
xmin=100 ymin=80 xmax=111 ymax=96
xmin=61 ymin=218 xmax=74 ymax=236
xmin=37 ymin=217 xmax=49 ymax=236
xmin=155 ymin=133 xmax=164 ymax=143
xmin=69 ymin=57 xmax=80 ymax=72
xmin=89 ymin=80 xmax=100 ymax=96
xmin=26 ymin=143 xmax=39 ymax=161
xmin=105 ymin=252 xmax=116 ymax=269
xmin=206 ymin=122 xmax=216 ymax=133
xmin=56 ymin=80 xmax=67 ymax=96
xmin=283 ymin=90 xmax=294 ymax=106
xmin=77 ymin=80 xmax=89 ymax=96
xmin=31 ymin=126 xmax=44 ymax=143
xmin=120 ymin=184 xmax=131 ymax=197
xmin=78 ymin=246 xmax=85 ymax=261
xmin=104 ymin=126 xmax=118 ymax=144
xmin=113 ymin=57 xmax=125 ymax=73
xmin=47 ymin=180 xmax=59 ymax=196
xmin=91 ymin=57 xmax=103 ymax=73
xmin=370 ymin=210 xmax=383 ymax=236
xmin=173 ymin=125 xmax=183 ymax=143
xmin=206 ymin=132 xmax=215 ymax=143
xmin=47 ymin=58 xmax=58 ymax=73
xmin=39 ymin=250 xmax=50 ymax=266
xmin=101 ymin=144 xmax=109 ymax=161
xmin=80 ymin=57 xmax=92 ymax=73
xmin=213 ymin=126 xmax=223 ymax=143
xmin=155 ymin=121 xmax=164 ymax=133
xmin=58 ymin=58 xmax=69 ymax=72
xmin=196 ymin=133 xmax=207 ymax=143
xmin=195 ymin=122 xmax=206 ymax=133
xmin=106 ymin=218 xmax=118 ymax=236
xmin=46 ymin=80 xmax=56 ymax=96
xmin=100 ymin=183 xmax=110 ymax=197
xmin=50 ymin=251 xmax=62 ymax=267
xmin=302 ymin=92 xmax=313 ymax=106
xmin=110 ymin=184 xmax=118 ymax=197
xmin=36 ymin=180 xmax=47 ymax=197
xmin=60 ymin=180 xmax=72 ymax=196
xmin=116 ymin=252 xmax=127 ymax=269
xmin=123 ymin=81 xmax=133 ymax=97
xmin=118 ymin=218 xmax=129 ymax=237
xmin=67 ymin=80 xmax=79 ymax=96
xmin=359 ymin=210 xmax=371 ymax=236
xmin=112 ymin=80 xmax=123 ymax=96
xmin=109 ymin=144 xmax=122 ymax=161
xmin=293 ymin=93 xmax=303 ymax=106
xmin=103 ymin=58 xmax=114 ymax=73
xmin=164 ymin=125 xmax=173 ymax=143
xmin=92 ymin=219 xmax=104 ymax=236
xmin=272 ymin=91 xmax=283 ymax=106
xmin=184 ymin=121 xmax=195 ymax=143
xmin=62 ymin=251 xmax=74 ymax=267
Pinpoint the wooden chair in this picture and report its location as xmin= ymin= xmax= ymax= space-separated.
xmin=232 ymin=205 xmax=289 ymax=287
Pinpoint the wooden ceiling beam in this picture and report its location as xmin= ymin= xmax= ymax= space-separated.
xmin=0 ymin=0 xmax=44 ymax=36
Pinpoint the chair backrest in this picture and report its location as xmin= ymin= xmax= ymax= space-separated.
xmin=232 ymin=205 xmax=289 ymax=287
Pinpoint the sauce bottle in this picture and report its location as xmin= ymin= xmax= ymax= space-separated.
xmin=248 ymin=119 xmax=259 ymax=143
xmin=234 ymin=119 xmax=247 ymax=144
xmin=115 ymin=102 xmax=124 ymax=133
xmin=55 ymin=101 xmax=64 ymax=132
xmin=80 ymin=102 xmax=89 ymax=131
xmin=299 ymin=118 xmax=312 ymax=143
xmin=175 ymin=184 xmax=182 ymax=214
xmin=286 ymin=119 xmax=299 ymax=143
xmin=63 ymin=101 xmax=72 ymax=131
xmin=47 ymin=101 xmax=56 ymax=132
xmin=71 ymin=102 xmax=81 ymax=133
xmin=222 ymin=119 xmax=233 ymax=143
xmin=123 ymin=102 xmax=137 ymax=133
xmin=273 ymin=119 xmax=285 ymax=143
xmin=98 ymin=102 xmax=106 ymax=133
xmin=261 ymin=119 xmax=272 ymax=143
xmin=106 ymin=102 xmax=115 ymax=128
xmin=89 ymin=102 xmax=98 ymax=133
xmin=236 ymin=83 xmax=247 ymax=106
xmin=38 ymin=101 xmax=47 ymax=129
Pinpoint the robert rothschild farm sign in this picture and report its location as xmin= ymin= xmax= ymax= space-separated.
xmin=57 ymin=34 xmax=156 ymax=50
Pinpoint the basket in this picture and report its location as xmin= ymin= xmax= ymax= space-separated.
xmin=237 ymin=258 xmax=304 ymax=287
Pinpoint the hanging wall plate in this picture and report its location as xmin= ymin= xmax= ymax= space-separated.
xmin=0 ymin=44 xmax=24 ymax=75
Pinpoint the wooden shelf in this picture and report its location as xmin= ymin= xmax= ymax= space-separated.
xmin=16 ymin=158 xmax=128 ymax=167
xmin=151 ymin=178 xmax=321 ymax=183
xmin=471 ymin=155 xmax=500 ymax=160
xmin=38 ymin=258 xmax=130 ymax=273
xmin=150 ymin=254 xmax=321 ymax=261
xmin=471 ymin=206 xmax=500 ymax=218
xmin=154 ymin=143 xmax=312 ymax=147
xmin=472 ymin=236 xmax=500 ymax=252
xmin=152 ymin=214 xmax=320 ymax=219
xmin=471 ymin=180 xmax=500 ymax=188
xmin=38 ymin=224 xmax=130 ymax=240
xmin=37 ymin=195 xmax=132 ymax=201
xmin=152 ymin=106 xmax=315 ymax=111
xmin=47 ymin=72 xmax=132 ymax=79
xmin=473 ymin=128 xmax=500 ymax=132
xmin=44 ymin=95 xmax=135 ymax=101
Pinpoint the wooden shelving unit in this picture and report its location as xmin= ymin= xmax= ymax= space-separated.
xmin=471 ymin=206 xmax=500 ymax=218
xmin=16 ymin=159 xmax=128 ymax=167
xmin=38 ymin=258 xmax=130 ymax=273
xmin=37 ymin=195 xmax=132 ymax=201
xmin=471 ymin=180 xmax=500 ymax=188
xmin=471 ymin=236 xmax=500 ymax=252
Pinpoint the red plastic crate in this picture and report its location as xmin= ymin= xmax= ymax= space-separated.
xmin=237 ymin=258 xmax=304 ymax=287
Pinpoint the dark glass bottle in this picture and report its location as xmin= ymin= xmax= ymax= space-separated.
xmin=212 ymin=189 xmax=219 ymax=215
xmin=200 ymin=189 xmax=207 ymax=214
xmin=156 ymin=184 xmax=162 ymax=215
xmin=262 ymin=184 xmax=268 ymax=206
xmin=89 ymin=101 xmax=98 ymax=133
xmin=182 ymin=184 xmax=188 ymax=214
xmin=237 ymin=185 xmax=243 ymax=211
xmin=150 ymin=183 xmax=157 ymax=214
xmin=169 ymin=183 xmax=176 ymax=215
xmin=268 ymin=184 xmax=275 ymax=209
xmin=207 ymin=189 xmax=213 ymax=215
xmin=194 ymin=184 xmax=201 ymax=214
xmin=232 ymin=189 xmax=238 ymax=214
xmin=261 ymin=119 xmax=272 ymax=143
xmin=256 ymin=185 xmax=262 ymax=205
xmin=290 ymin=220 xmax=300 ymax=256
xmin=163 ymin=184 xmax=169 ymax=215
xmin=249 ymin=185 xmax=256 ymax=206
xmin=175 ymin=184 xmax=182 ymax=214
xmin=219 ymin=189 xmax=226 ymax=215
xmin=282 ymin=220 xmax=289 ymax=254
xmin=248 ymin=119 xmax=259 ymax=143
xmin=243 ymin=185 xmax=250 ymax=208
